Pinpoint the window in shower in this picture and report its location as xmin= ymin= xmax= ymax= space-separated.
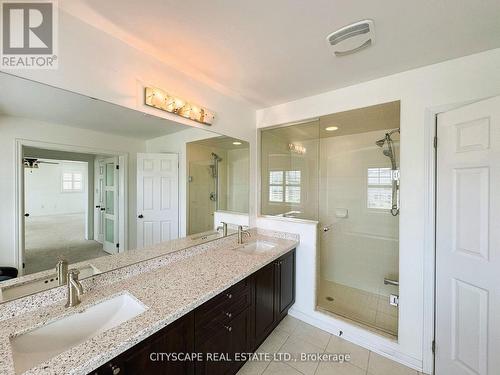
xmin=268 ymin=170 xmax=301 ymax=204
xmin=367 ymin=167 xmax=393 ymax=209
xmin=260 ymin=101 xmax=400 ymax=337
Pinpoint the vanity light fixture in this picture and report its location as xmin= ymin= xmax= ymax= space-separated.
xmin=325 ymin=126 xmax=339 ymax=131
xmin=288 ymin=143 xmax=306 ymax=155
xmin=144 ymin=87 xmax=215 ymax=125
xmin=232 ymin=141 xmax=242 ymax=145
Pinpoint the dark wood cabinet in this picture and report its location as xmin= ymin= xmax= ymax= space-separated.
xmin=92 ymin=312 xmax=194 ymax=375
xmin=254 ymin=261 xmax=277 ymax=345
xmin=194 ymin=308 xmax=250 ymax=375
xmin=253 ymin=250 xmax=296 ymax=348
xmin=91 ymin=249 xmax=295 ymax=375
xmin=277 ymin=250 xmax=296 ymax=320
xmin=194 ymin=278 xmax=251 ymax=375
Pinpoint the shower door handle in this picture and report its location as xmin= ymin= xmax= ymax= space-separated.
xmin=322 ymin=224 xmax=333 ymax=232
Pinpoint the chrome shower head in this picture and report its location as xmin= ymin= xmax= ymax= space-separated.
xmin=211 ymin=152 xmax=222 ymax=162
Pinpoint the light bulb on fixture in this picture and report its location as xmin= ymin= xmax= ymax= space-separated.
xmin=232 ymin=141 xmax=242 ymax=145
xmin=325 ymin=126 xmax=339 ymax=131
xmin=144 ymin=87 xmax=215 ymax=125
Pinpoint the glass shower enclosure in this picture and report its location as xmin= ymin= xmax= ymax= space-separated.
xmin=261 ymin=101 xmax=400 ymax=337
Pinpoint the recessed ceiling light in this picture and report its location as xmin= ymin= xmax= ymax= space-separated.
xmin=325 ymin=126 xmax=339 ymax=131
xmin=232 ymin=141 xmax=242 ymax=145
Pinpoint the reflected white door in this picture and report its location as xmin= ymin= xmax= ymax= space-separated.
xmin=94 ymin=160 xmax=105 ymax=244
xmin=103 ymin=157 xmax=119 ymax=254
xmin=137 ymin=153 xmax=179 ymax=249
xmin=436 ymin=96 xmax=500 ymax=375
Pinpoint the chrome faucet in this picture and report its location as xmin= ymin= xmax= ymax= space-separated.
xmin=56 ymin=259 xmax=68 ymax=286
xmin=217 ymin=222 xmax=228 ymax=237
xmin=65 ymin=269 xmax=84 ymax=308
xmin=237 ymin=225 xmax=251 ymax=245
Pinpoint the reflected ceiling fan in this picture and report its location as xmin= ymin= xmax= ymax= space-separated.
xmin=23 ymin=157 xmax=59 ymax=169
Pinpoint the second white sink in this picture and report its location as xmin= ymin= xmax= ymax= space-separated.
xmin=10 ymin=293 xmax=147 ymax=374
xmin=237 ymin=240 xmax=276 ymax=253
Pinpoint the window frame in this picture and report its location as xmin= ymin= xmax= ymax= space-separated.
xmin=61 ymin=171 xmax=84 ymax=193
xmin=268 ymin=169 xmax=302 ymax=204
xmin=366 ymin=167 xmax=395 ymax=212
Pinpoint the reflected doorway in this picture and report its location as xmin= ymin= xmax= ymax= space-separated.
xmin=21 ymin=146 xmax=124 ymax=276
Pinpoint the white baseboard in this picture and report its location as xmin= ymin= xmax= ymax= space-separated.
xmin=288 ymin=307 xmax=423 ymax=372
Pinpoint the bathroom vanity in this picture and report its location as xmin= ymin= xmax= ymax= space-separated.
xmin=91 ymin=249 xmax=295 ymax=375
xmin=0 ymin=229 xmax=298 ymax=375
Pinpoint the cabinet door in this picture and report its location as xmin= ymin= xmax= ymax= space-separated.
xmin=195 ymin=309 xmax=250 ymax=375
xmin=227 ymin=308 xmax=251 ymax=374
xmin=253 ymin=261 xmax=277 ymax=346
xmin=156 ymin=313 xmax=195 ymax=375
xmin=277 ymin=250 xmax=295 ymax=320
xmin=92 ymin=313 xmax=194 ymax=375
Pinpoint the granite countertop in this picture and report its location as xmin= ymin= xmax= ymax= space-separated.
xmin=0 ymin=228 xmax=298 ymax=375
xmin=0 ymin=228 xmax=237 ymax=298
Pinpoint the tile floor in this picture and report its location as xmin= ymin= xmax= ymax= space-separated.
xmin=237 ymin=315 xmax=427 ymax=375
xmin=317 ymin=280 xmax=399 ymax=337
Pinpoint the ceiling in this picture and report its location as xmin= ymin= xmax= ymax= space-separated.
xmin=0 ymin=73 xmax=197 ymax=140
xmin=190 ymin=136 xmax=249 ymax=151
xmin=62 ymin=0 xmax=500 ymax=106
xmin=319 ymin=101 xmax=400 ymax=138
xmin=263 ymin=101 xmax=400 ymax=142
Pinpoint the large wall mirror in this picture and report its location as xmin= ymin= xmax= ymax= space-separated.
xmin=0 ymin=73 xmax=249 ymax=303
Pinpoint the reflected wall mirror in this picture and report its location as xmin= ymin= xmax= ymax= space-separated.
xmin=0 ymin=72 xmax=250 ymax=303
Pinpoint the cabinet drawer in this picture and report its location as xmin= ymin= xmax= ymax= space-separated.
xmin=195 ymin=278 xmax=249 ymax=322
xmin=195 ymin=291 xmax=250 ymax=342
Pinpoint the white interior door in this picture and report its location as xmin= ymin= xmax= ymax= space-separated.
xmin=137 ymin=153 xmax=179 ymax=249
xmin=103 ymin=157 xmax=119 ymax=254
xmin=436 ymin=96 xmax=500 ymax=375
xmin=94 ymin=160 xmax=105 ymax=244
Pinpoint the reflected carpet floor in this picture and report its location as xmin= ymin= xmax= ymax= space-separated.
xmin=24 ymin=213 xmax=109 ymax=275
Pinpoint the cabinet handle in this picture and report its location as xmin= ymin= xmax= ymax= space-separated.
xmin=224 ymin=325 xmax=232 ymax=332
xmin=108 ymin=363 xmax=121 ymax=374
xmin=224 ymin=311 xmax=232 ymax=318
xmin=226 ymin=293 xmax=232 ymax=299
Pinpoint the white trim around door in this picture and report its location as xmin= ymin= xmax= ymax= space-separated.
xmin=14 ymin=139 xmax=128 ymax=275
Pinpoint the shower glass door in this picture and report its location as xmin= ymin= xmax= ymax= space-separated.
xmin=317 ymin=114 xmax=400 ymax=337
xmin=260 ymin=101 xmax=401 ymax=337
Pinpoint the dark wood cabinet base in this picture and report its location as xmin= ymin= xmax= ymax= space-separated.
xmin=91 ymin=249 xmax=295 ymax=375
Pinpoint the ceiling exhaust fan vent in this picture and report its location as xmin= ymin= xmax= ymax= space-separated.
xmin=326 ymin=20 xmax=375 ymax=57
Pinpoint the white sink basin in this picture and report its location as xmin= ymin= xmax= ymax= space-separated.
xmin=0 ymin=264 xmax=100 ymax=302
xmin=10 ymin=293 xmax=147 ymax=374
xmin=236 ymin=240 xmax=276 ymax=253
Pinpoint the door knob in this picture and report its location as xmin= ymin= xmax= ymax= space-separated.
xmin=24 ymin=213 xmax=30 ymax=217
xmin=138 ymin=214 xmax=144 ymax=219
xmin=100 ymin=207 xmax=105 ymax=211
xmin=95 ymin=205 xmax=100 ymax=209
xmin=323 ymin=224 xmax=333 ymax=232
